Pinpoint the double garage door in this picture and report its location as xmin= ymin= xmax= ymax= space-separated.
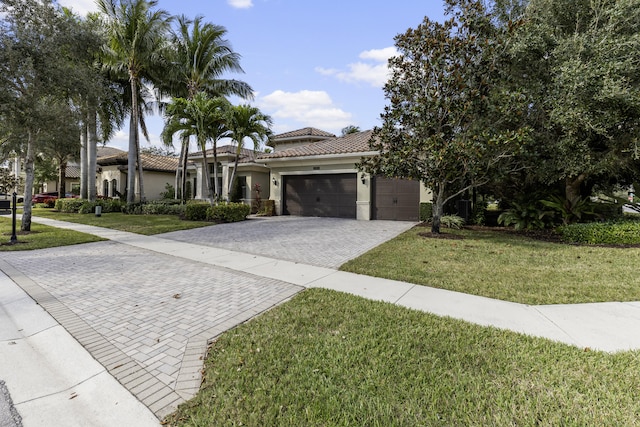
xmin=283 ymin=174 xmax=419 ymax=221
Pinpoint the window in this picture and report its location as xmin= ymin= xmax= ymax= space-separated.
xmin=103 ymin=180 xmax=109 ymax=196
xmin=111 ymin=179 xmax=118 ymax=197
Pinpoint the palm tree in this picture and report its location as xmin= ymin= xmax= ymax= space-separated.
xmin=162 ymin=93 xmax=231 ymax=204
xmin=97 ymin=0 xmax=171 ymax=204
xmin=165 ymin=15 xmax=253 ymax=203
xmin=226 ymin=104 xmax=273 ymax=200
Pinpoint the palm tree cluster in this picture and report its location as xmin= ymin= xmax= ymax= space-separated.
xmin=0 ymin=0 xmax=272 ymax=230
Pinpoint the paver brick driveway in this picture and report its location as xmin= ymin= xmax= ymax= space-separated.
xmin=159 ymin=216 xmax=416 ymax=269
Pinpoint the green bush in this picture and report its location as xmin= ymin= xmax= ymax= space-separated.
xmin=470 ymin=201 xmax=487 ymax=226
xmin=426 ymin=214 xmax=465 ymax=229
xmin=558 ymin=220 xmax=640 ymax=245
xmin=135 ymin=200 xmax=184 ymax=215
xmin=420 ymin=203 xmax=433 ymax=222
xmin=184 ymin=203 xmax=210 ymax=221
xmin=56 ymin=198 xmax=85 ymax=213
xmin=207 ymin=202 xmax=250 ymax=223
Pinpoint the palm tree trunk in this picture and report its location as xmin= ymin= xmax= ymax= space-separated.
xmin=88 ymin=107 xmax=98 ymax=201
xmin=127 ymin=78 xmax=138 ymax=204
xmin=58 ymin=158 xmax=67 ymax=199
xmin=22 ymin=131 xmax=35 ymax=232
xmin=213 ymin=140 xmax=219 ymax=202
xmin=181 ymin=135 xmax=189 ymax=203
xmin=135 ymin=128 xmax=145 ymax=203
xmin=80 ymin=118 xmax=88 ymax=199
xmin=201 ymin=137 xmax=214 ymax=204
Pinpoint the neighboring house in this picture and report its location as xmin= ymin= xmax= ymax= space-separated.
xmin=97 ymin=152 xmax=178 ymax=201
xmin=185 ymin=127 xmax=431 ymax=221
xmin=42 ymin=147 xmax=126 ymax=196
xmin=186 ymin=145 xmax=270 ymax=205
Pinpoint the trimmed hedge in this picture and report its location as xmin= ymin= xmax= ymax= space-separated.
xmin=55 ymin=198 xmax=124 ymax=214
xmin=184 ymin=203 xmax=210 ymax=221
xmin=207 ymin=202 xmax=250 ymax=223
xmin=123 ymin=200 xmax=185 ymax=215
xmin=558 ymin=220 xmax=640 ymax=245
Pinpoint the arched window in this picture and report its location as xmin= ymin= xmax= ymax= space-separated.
xmin=111 ymin=179 xmax=118 ymax=197
xmin=103 ymin=180 xmax=109 ymax=197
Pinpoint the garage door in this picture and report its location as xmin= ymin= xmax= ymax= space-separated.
xmin=283 ymin=174 xmax=357 ymax=218
xmin=373 ymin=177 xmax=420 ymax=221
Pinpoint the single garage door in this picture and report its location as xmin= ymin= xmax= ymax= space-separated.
xmin=283 ymin=173 xmax=357 ymax=218
xmin=373 ymin=177 xmax=420 ymax=221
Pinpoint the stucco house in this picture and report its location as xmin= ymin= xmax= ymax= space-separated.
xmin=258 ymin=128 xmax=431 ymax=221
xmin=97 ymin=152 xmax=179 ymax=201
xmin=186 ymin=145 xmax=270 ymax=206
xmin=185 ymin=127 xmax=431 ymax=221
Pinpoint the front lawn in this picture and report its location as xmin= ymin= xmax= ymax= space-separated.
xmin=340 ymin=226 xmax=640 ymax=305
xmin=29 ymin=208 xmax=211 ymax=235
xmin=166 ymin=289 xmax=640 ymax=426
xmin=0 ymin=217 xmax=105 ymax=250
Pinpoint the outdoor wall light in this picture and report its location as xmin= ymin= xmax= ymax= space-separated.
xmin=272 ymin=177 xmax=278 ymax=186
xmin=361 ymin=176 xmax=367 ymax=184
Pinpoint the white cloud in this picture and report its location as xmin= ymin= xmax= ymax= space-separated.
xmin=316 ymin=46 xmax=398 ymax=88
xmin=227 ymin=0 xmax=254 ymax=9
xmin=258 ymin=90 xmax=352 ymax=132
xmin=56 ymin=0 xmax=99 ymax=16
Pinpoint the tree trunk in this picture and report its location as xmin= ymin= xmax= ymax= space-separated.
xmin=58 ymin=158 xmax=66 ymax=199
xmin=213 ymin=140 xmax=219 ymax=202
xmin=88 ymin=108 xmax=97 ymax=201
xmin=565 ymin=174 xmax=588 ymax=204
xmin=201 ymin=137 xmax=214 ymax=204
xmin=80 ymin=119 xmax=88 ymax=199
xmin=180 ymin=135 xmax=189 ymax=203
xmin=127 ymin=108 xmax=137 ymax=204
xmin=21 ymin=131 xmax=35 ymax=232
xmin=431 ymin=183 xmax=446 ymax=234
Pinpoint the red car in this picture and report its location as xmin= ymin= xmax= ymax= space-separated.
xmin=32 ymin=192 xmax=60 ymax=203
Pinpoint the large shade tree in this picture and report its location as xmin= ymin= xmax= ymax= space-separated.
xmin=165 ymin=15 xmax=253 ymax=203
xmin=0 ymin=0 xmax=90 ymax=230
xmin=510 ymin=0 xmax=640 ymax=205
xmin=361 ymin=0 xmax=529 ymax=233
xmin=97 ymin=0 xmax=171 ymax=204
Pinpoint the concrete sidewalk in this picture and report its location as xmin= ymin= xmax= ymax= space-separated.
xmin=2 ymin=215 xmax=640 ymax=426
xmin=0 ymin=269 xmax=160 ymax=427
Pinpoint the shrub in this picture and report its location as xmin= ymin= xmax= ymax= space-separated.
xmin=426 ymin=214 xmax=465 ymax=229
xmin=56 ymin=198 xmax=85 ymax=213
xmin=498 ymin=200 xmax=548 ymax=230
xmin=470 ymin=201 xmax=487 ymax=226
xmin=136 ymin=200 xmax=184 ymax=215
xmin=184 ymin=203 xmax=210 ymax=221
xmin=558 ymin=220 xmax=640 ymax=245
xmin=207 ymin=202 xmax=250 ymax=223
xmin=420 ymin=203 xmax=433 ymax=222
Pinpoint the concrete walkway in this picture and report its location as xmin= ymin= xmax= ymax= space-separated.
xmin=2 ymin=215 xmax=640 ymax=426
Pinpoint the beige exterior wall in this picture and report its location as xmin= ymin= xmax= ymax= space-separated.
xmin=264 ymin=155 xmax=432 ymax=221
xmin=96 ymin=166 xmax=174 ymax=201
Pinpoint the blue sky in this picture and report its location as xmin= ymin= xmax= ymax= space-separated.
xmin=57 ymin=0 xmax=446 ymax=152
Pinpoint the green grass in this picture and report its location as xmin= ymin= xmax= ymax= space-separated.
xmin=29 ymin=208 xmax=211 ymax=235
xmin=166 ymin=289 xmax=640 ymax=427
xmin=340 ymin=226 xmax=640 ymax=305
xmin=0 ymin=217 xmax=104 ymax=250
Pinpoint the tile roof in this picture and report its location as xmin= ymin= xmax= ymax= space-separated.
xmin=97 ymin=152 xmax=178 ymax=172
xmin=97 ymin=146 xmax=125 ymax=159
xmin=272 ymin=127 xmax=336 ymax=140
xmin=66 ymin=165 xmax=80 ymax=179
xmin=189 ymin=145 xmax=258 ymax=163
xmin=258 ymin=130 xmax=376 ymax=160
